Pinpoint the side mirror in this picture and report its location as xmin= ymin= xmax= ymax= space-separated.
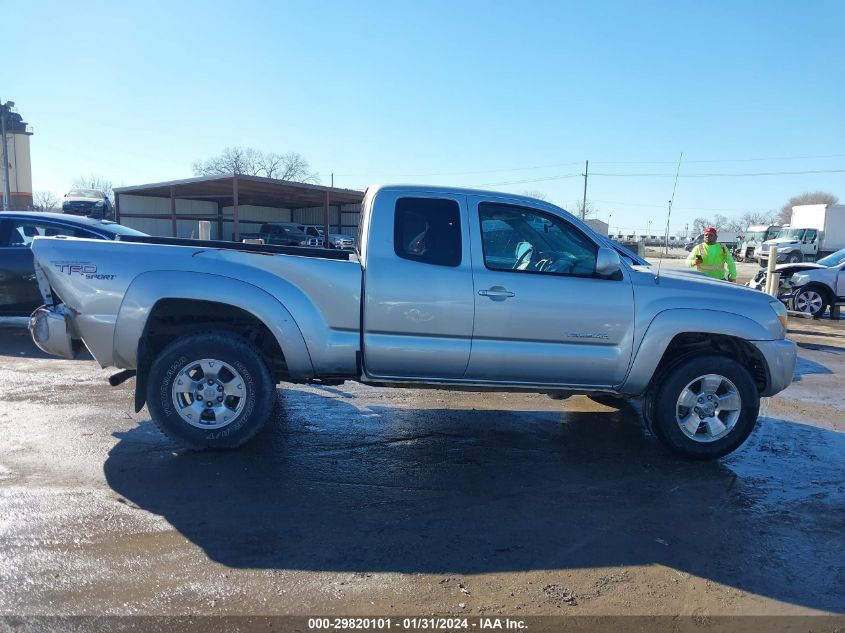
xmin=595 ymin=247 xmax=621 ymax=277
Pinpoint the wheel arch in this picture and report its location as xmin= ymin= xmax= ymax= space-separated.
xmin=794 ymin=282 xmax=834 ymax=310
xmin=113 ymin=272 xmax=314 ymax=412
xmin=622 ymin=309 xmax=773 ymax=396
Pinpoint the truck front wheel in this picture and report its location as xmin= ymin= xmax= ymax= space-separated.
xmin=650 ymin=355 xmax=759 ymax=460
xmin=146 ymin=331 xmax=276 ymax=450
xmin=792 ymin=287 xmax=828 ymax=318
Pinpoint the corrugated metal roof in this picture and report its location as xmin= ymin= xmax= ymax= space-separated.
xmin=114 ymin=174 xmax=364 ymax=209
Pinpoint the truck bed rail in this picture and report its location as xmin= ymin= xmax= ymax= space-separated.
xmin=118 ymin=235 xmax=354 ymax=260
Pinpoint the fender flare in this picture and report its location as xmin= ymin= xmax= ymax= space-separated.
xmin=620 ymin=308 xmax=773 ymax=396
xmin=113 ymin=271 xmax=314 ymax=379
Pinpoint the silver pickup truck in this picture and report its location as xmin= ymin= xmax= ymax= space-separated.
xmin=28 ymin=185 xmax=796 ymax=459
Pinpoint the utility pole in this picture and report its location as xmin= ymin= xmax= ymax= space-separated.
xmin=0 ymin=100 xmax=11 ymax=211
xmin=331 ymin=172 xmax=334 ymax=188
xmin=685 ymin=223 xmax=689 ymax=239
xmin=581 ymin=160 xmax=589 ymax=220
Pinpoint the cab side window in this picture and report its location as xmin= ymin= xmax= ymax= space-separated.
xmin=394 ymin=197 xmax=461 ymax=267
xmin=479 ymin=203 xmax=597 ymax=276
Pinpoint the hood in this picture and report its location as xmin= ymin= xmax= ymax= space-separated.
xmin=631 ymin=265 xmax=760 ymax=295
xmin=762 ymin=238 xmax=800 ymax=248
xmin=773 ymin=262 xmax=824 ymax=273
xmin=633 ymin=266 xmax=761 ymax=306
xmin=64 ymin=196 xmax=103 ymax=204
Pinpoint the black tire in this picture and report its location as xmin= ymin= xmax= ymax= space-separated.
xmin=146 ymin=331 xmax=275 ymax=450
xmin=587 ymin=394 xmax=626 ymax=408
xmin=787 ymin=253 xmax=802 ymax=263
xmin=641 ymin=388 xmax=661 ymax=440
xmin=792 ymin=286 xmax=829 ymax=318
xmin=650 ymin=355 xmax=759 ymax=460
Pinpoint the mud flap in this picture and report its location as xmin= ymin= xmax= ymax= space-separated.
xmin=134 ymin=367 xmax=147 ymax=413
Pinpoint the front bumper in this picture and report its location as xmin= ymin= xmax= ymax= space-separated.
xmin=29 ymin=306 xmax=79 ymax=359
xmin=751 ymin=339 xmax=797 ymax=397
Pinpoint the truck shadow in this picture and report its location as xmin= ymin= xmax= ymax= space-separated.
xmin=792 ymin=356 xmax=833 ymax=381
xmin=104 ymin=388 xmax=845 ymax=613
xmin=0 ymin=326 xmax=94 ymax=360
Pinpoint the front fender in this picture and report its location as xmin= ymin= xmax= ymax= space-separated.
xmin=112 ymin=271 xmax=314 ymax=379
xmin=621 ymin=308 xmax=775 ymax=396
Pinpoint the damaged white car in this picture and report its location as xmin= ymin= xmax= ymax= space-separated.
xmin=748 ymin=247 xmax=845 ymax=317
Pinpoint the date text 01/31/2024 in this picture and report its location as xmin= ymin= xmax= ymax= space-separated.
xmin=307 ymin=617 xmax=527 ymax=630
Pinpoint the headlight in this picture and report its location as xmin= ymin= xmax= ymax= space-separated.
xmin=299 ymin=240 xmax=308 ymax=246
xmin=792 ymin=273 xmax=809 ymax=285
xmin=769 ymin=299 xmax=788 ymax=332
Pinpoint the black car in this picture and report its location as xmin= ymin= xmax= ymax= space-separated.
xmin=0 ymin=212 xmax=146 ymax=316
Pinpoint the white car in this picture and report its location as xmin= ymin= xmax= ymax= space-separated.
xmin=747 ymin=247 xmax=845 ymax=317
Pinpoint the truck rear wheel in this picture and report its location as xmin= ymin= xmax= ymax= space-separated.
xmin=650 ymin=355 xmax=759 ymax=460
xmin=146 ymin=331 xmax=275 ymax=450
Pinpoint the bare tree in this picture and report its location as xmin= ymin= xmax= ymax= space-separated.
xmin=33 ymin=191 xmax=60 ymax=212
xmin=73 ymin=175 xmax=114 ymax=204
xmin=520 ymin=190 xmax=551 ymax=202
xmin=739 ymin=210 xmax=780 ymax=228
xmin=571 ymin=198 xmax=598 ymax=219
xmin=192 ymin=146 xmax=320 ymax=183
xmin=691 ymin=217 xmax=712 ymax=235
xmin=779 ymin=191 xmax=838 ymax=224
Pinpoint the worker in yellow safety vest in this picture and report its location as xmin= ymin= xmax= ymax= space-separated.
xmin=686 ymin=227 xmax=737 ymax=282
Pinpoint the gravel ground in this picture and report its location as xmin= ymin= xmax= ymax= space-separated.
xmin=0 ymin=318 xmax=843 ymax=621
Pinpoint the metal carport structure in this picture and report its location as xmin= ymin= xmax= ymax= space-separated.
xmin=114 ymin=175 xmax=364 ymax=242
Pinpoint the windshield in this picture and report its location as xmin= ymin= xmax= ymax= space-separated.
xmin=67 ymin=189 xmax=103 ymax=198
xmin=817 ymin=248 xmax=845 ymax=267
xmin=776 ymin=228 xmax=805 ymax=240
xmin=744 ymin=231 xmax=765 ymax=241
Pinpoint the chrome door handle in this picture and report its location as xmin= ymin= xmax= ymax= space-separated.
xmin=478 ymin=288 xmax=515 ymax=298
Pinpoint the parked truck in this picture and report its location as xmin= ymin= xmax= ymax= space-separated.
xmin=240 ymin=222 xmax=314 ymax=247
xmin=735 ymin=224 xmax=781 ymax=262
xmin=757 ymin=204 xmax=845 ymax=266
xmin=28 ymin=185 xmax=795 ymax=460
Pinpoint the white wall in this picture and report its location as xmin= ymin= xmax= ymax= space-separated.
xmin=117 ymin=194 xmax=362 ymax=241
xmin=119 ymin=194 xmax=219 ymax=238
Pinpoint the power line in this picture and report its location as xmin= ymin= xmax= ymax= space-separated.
xmin=333 ymin=153 xmax=845 ymax=180
xmin=591 ymin=153 xmax=845 ymax=165
xmin=332 ymin=161 xmax=585 ymax=179
xmin=592 ymin=168 xmax=845 ymax=178
xmin=477 ymin=173 xmax=582 ymax=187
xmin=592 ymin=198 xmax=755 ymax=213
xmin=469 ymin=167 xmax=845 ymax=188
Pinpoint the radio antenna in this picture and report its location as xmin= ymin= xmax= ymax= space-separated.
xmin=656 ymin=151 xmax=683 ymax=283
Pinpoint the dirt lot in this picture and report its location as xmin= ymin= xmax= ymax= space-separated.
xmin=0 ymin=318 xmax=843 ymax=621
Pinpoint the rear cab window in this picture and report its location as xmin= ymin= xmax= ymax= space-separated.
xmin=394 ymin=197 xmax=462 ymax=267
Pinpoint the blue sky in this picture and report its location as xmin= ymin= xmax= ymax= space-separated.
xmin=6 ymin=0 xmax=845 ymax=234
